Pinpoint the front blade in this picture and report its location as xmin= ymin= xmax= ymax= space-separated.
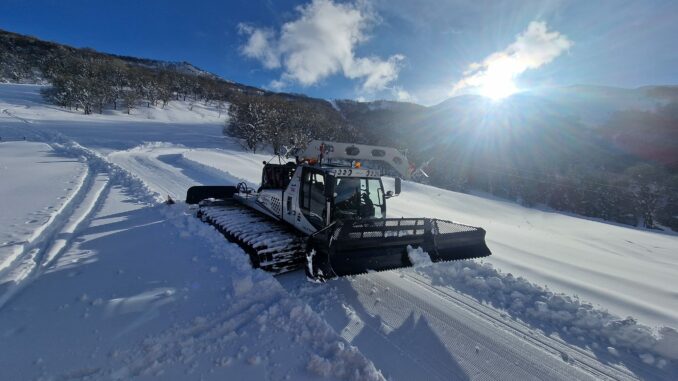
xmin=306 ymin=218 xmax=491 ymax=280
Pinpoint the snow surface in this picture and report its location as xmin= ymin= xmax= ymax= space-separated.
xmin=1 ymin=83 xmax=677 ymax=380
xmin=0 ymin=185 xmax=382 ymax=380
xmin=0 ymin=84 xmax=383 ymax=380
xmin=386 ymin=180 xmax=678 ymax=329
xmin=0 ymin=142 xmax=86 ymax=275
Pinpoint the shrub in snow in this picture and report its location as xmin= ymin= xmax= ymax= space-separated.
xmin=307 ymin=354 xmax=334 ymax=377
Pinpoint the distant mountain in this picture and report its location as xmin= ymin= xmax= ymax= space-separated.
xmin=421 ymin=86 xmax=678 ymax=169
xmin=331 ymin=85 xmax=678 ymax=170
xmin=107 ymin=54 xmax=222 ymax=80
xmin=431 ymin=85 xmax=676 ymax=126
xmin=332 ymin=86 xmax=678 ymax=231
xmin=0 ymin=29 xmax=222 ymax=84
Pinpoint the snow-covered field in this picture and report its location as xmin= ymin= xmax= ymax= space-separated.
xmin=0 ymin=142 xmax=86 ymax=276
xmin=1 ymin=83 xmax=677 ymax=380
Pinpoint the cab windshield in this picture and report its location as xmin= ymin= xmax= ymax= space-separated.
xmin=333 ymin=177 xmax=385 ymax=220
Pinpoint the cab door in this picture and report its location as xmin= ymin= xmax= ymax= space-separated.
xmin=299 ymin=167 xmax=327 ymax=230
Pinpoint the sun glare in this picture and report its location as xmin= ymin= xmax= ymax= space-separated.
xmin=460 ymin=53 xmax=522 ymax=100
xmin=479 ymin=76 xmax=518 ymax=100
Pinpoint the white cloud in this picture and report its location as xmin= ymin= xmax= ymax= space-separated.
xmin=452 ymin=21 xmax=573 ymax=95
xmin=267 ymin=79 xmax=286 ymax=91
xmin=238 ymin=24 xmax=280 ymax=69
xmin=349 ymin=55 xmax=404 ymax=92
xmin=392 ymin=86 xmax=415 ymax=102
xmin=239 ymin=0 xmax=403 ymax=92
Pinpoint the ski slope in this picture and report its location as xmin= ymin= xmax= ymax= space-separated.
xmin=1 ymin=84 xmax=677 ymax=380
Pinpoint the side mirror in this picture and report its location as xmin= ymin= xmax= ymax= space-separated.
xmin=385 ymin=190 xmax=394 ymax=199
xmin=395 ymin=177 xmax=402 ymax=195
xmin=324 ymin=175 xmax=336 ymax=199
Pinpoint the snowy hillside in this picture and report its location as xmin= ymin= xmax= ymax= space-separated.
xmin=1 ymin=84 xmax=677 ymax=380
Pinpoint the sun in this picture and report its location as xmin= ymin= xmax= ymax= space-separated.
xmin=479 ymin=76 xmax=518 ymax=100
xmin=473 ymin=59 xmax=520 ymax=100
xmin=451 ymin=59 xmax=521 ymax=101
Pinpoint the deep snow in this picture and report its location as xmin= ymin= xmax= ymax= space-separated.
xmin=1 ymin=83 xmax=677 ymax=380
xmin=0 ymin=184 xmax=382 ymax=380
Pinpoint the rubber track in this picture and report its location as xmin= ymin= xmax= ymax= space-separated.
xmin=198 ymin=204 xmax=306 ymax=274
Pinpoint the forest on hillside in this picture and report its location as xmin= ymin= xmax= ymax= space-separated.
xmin=0 ymin=28 xmax=353 ymax=146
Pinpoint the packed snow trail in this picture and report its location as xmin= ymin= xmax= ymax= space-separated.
xmin=280 ymin=270 xmax=645 ymax=381
xmin=109 ymin=145 xmax=203 ymax=200
xmin=108 ymin=144 xmax=259 ymax=200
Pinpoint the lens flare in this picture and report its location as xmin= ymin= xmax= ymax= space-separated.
xmin=476 ymin=62 xmax=519 ymax=100
xmin=479 ymin=77 xmax=518 ymax=100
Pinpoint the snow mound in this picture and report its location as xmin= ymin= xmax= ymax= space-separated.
xmin=416 ymin=260 xmax=678 ymax=366
xmin=406 ymin=245 xmax=432 ymax=267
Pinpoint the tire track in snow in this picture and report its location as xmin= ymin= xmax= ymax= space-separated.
xmin=0 ymin=160 xmax=89 ymax=274
xmin=0 ymin=164 xmax=91 ymax=306
xmin=108 ymin=145 xmax=248 ymax=199
xmin=41 ymin=173 xmax=109 ymax=268
xmin=109 ymin=150 xmax=192 ymax=199
xmin=0 ymin=168 xmax=108 ymax=309
xmin=359 ymin=271 xmax=590 ymax=380
xmin=0 ymin=130 xmax=158 ymax=309
xmin=1 ymin=107 xmax=33 ymax=125
xmin=402 ymin=272 xmax=638 ymax=380
xmin=282 ymin=270 xmax=638 ymax=381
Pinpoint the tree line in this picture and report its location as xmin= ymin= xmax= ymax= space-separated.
xmin=225 ymin=93 xmax=358 ymax=154
xmin=40 ymin=54 xmax=233 ymax=115
xmin=2 ymin=29 xmax=357 ymax=152
xmin=2 ymin=28 xmax=256 ymax=115
xmin=429 ymin=158 xmax=678 ymax=231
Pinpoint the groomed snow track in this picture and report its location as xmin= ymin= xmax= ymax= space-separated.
xmin=197 ymin=203 xmax=306 ymax=274
xmin=282 ymin=269 xmax=642 ymax=381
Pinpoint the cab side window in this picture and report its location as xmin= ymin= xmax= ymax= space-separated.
xmin=300 ymin=168 xmax=326 ymax=228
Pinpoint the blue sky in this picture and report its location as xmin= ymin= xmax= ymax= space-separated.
xmin=1 ymin=0 xmax=677 ymax=105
